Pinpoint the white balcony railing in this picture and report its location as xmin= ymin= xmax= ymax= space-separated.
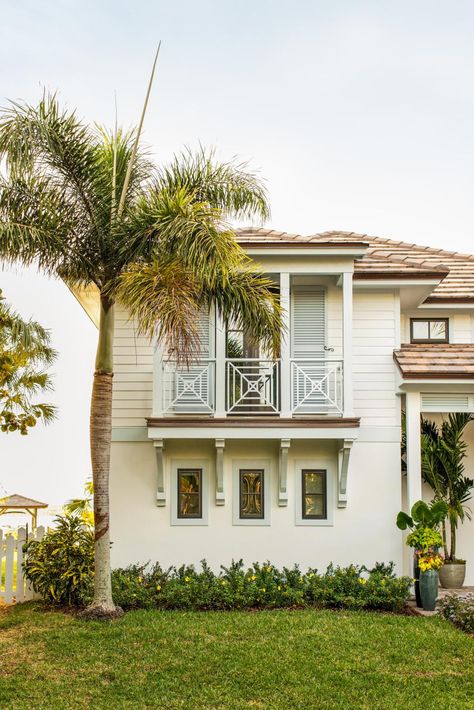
xmin=161 ymin=358 xmax=343 ymax=416
xmin=291 ymin=359 xmax=343 ymax=415
xmin=162 ymin=360 xmax=215 ymax=414
xmin=226 ymin=359 xmax=280 ymax=414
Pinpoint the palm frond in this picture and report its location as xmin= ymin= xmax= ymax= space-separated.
xmin=157 ymin=147 xmax=270 ymax=221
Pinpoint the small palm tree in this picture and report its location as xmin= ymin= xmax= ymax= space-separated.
xmin=0 ymin=288 xmax=56 ymax=434
xmin=421 ymin=413 xmax=474 ymax=560
xmin=0 ymin=94 xmax=281 ymax=617
xmin=64 ymin=479 xmax=94 ymax=527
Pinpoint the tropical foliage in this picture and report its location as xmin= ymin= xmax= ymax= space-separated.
xmin=420 ymin=414 xmax=474 ymax=561
xmin=0 ymin=288 xmax=55 ymax=434
xmin=0 ymin=94 xmax=281 ymax=615
xmin=23 ymin=514 xmax=94 ymax=605
xmin=111 ymin=560 xmax=411 ymax=613
xmin=63 ymin=479 xmax=94 ymax=526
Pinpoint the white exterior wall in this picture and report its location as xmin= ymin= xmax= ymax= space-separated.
xmin=112 ymin=305 xmax=154 ymax=428
xmin=110 ymin=438 xmax=403 ymax=572
xmin=353 ymin=290 xmax=399 ymax=427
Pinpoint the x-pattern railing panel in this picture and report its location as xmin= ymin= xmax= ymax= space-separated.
xmin=291 ymin=359 xmax=343 ymax=414
xmin=163 ymin=361 xmax=215 ymax=413
xmin=226 ymin=359 xmax=280 ymax=414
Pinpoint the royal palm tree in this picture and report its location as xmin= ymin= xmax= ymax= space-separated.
xmin=0 ymin=94 xmax=281 ymax=617
xmin=0 ymin=288 xmax=56 ymax=434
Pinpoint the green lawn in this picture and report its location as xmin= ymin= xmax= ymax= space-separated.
xmin=0 ymin=604 xmax=473 ymax=709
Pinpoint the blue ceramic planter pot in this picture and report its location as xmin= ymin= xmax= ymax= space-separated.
xmin=419 ymin=569 xmax=439 ymax=611
xmin=413 ymin=555 xmax=422 ymax=607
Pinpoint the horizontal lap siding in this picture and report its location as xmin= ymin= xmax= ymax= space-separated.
xmin=353 ymin=291 xmax=398 ymax=426
xmin=113 ymin=306 xmax=154 ymax=427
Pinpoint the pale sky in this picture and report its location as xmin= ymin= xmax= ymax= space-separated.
xmin=2 ymin=0 xmax=474 ymax=506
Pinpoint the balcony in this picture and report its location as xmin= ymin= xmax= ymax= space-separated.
xmin=161 ymin=358 xmax=343 ymax=416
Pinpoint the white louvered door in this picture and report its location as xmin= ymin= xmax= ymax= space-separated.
xmin=291 ymin=287 xmax=327 ymax=412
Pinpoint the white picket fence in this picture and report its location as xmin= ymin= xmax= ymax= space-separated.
xmin=0 ymin=526 xmax=44 ymax=605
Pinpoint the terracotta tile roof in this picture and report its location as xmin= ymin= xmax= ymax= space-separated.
xmin=394 ymin=344 xmax=474 ymax=379
xmin=235 ymin=228 xmax=474 ymax=302
xmin=0 ymin=494 xmax=48 ymax=509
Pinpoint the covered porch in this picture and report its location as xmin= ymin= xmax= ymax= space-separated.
xmin=396 ymin=344 xmax=474 ymax=585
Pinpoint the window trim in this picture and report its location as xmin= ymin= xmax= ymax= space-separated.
xmin=294 ymin=459 xmax=334 ymax=526
xmin=170 ymin=459 xmax=209 ymax=526
xmin=177 ymin=468 xmax=202 ymax=520
xmin=232 ymin=459 xmax=271 ymax=526
xmin=301 ymin=469 xmax=327 ymax=520
xmin=410 ymin=318 xmax=449 ymax=344
xmin=239 ymin=469 xmax=265 ymax=520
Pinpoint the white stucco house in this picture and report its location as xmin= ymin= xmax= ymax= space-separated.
xmin=76 ymin=229 xmax=474 ymax=582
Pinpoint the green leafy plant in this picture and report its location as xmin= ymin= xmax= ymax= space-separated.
xmin=0 ymin=288 xmax=56 ymax=434
xmin=110 ymin=560 xmax=411 ymax=613
xmin=396 ymin=499 xmax=448 ymax=535
xmin=23 ymin=514 xmax=94 ymax=605
xmin=420 ymin=414 xmax=474 ymax=561
xmin=64 ymin=479 xmax=94 ymax=527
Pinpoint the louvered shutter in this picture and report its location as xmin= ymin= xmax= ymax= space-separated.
xmin=291 ymin=288 xmax=326 ymax=411
xmin=173 ymin=308 xmax=214 ymax=412
xmin=291 ymin=288 xmax=325 ymax=357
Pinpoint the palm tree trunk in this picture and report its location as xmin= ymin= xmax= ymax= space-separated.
xmin=82 ymin=294 xmax=122 ymax=618
xmin=450 ymin=521 xmax=456 ymax=561
xmin=442 ymin=520 xmax=448 ymax=559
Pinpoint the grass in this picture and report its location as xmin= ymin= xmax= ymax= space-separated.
xmin=0 ymin=604 xmax=473 ymax=709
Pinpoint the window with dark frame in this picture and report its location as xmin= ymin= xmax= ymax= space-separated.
xmin=410 ymin=318 xmax=449 ymax=343
xmin=239 ymin=469 xmax=264 ymax=519
xmin=302 ymin=469 xmax=327 ymax=520
xmin=177 ymin=469 xmax=202 ymax=519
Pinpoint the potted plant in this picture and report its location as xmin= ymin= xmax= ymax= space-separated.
xmin=420 ymin=413 xmax=474 ymax=589
xmin=397 ymin=500 xmax=447 ymax=608
xmin=417 ymin=549 xmax=444 ymax=611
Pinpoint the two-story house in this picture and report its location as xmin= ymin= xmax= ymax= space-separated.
xmin=75 ymin=229 xmax=474 ymax=582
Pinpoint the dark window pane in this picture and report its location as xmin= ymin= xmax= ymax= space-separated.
xmin=178 ymin=469 xmax=202 ymax=519
xmin=240 ymin=469 xmax=264 ymax=519
xmin=302 ymin=470 xmax=327 ymax=519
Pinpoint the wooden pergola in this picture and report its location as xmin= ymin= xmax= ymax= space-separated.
xmin=0 ymin=493 xmax=48 ymax=529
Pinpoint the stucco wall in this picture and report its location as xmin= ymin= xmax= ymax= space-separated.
xmin=109 ymin=438 xmax=403 ymax=573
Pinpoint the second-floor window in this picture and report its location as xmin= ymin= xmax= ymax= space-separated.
xmin=410 ymin=318 xmax=449 ymax=344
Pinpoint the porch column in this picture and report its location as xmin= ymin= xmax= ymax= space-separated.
xmin=342 ymin=271 xmax=353 ymax=417
xmin=405 ymin=390 xmax=422 ymax=510
xmin=280 ymin=272 xmax=292 ymax=417
xmin=215 ymin=313 xmax=226 ymax=417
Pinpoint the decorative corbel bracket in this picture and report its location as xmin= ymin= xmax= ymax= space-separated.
xmin=279 ymin=438 xmax=291 ymax=506
xmin=153 ymin=439 xmax=166 ymax=507
xmin=215 ymin=438 xmax=225 ymax=505
xmin=338 ymin=439 xmax=353 ymax=508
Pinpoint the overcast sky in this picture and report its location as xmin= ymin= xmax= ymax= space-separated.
xmin=2 ymin=0 xmax=474 ymax=506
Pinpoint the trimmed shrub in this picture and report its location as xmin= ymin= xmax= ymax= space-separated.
xmin=23 ymin=515 xmax=94 ymax=606
xmin=111 ymin=560 xmax=411 ymax=613
xmin=438 ymin=594 xmax=474 ymax=633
